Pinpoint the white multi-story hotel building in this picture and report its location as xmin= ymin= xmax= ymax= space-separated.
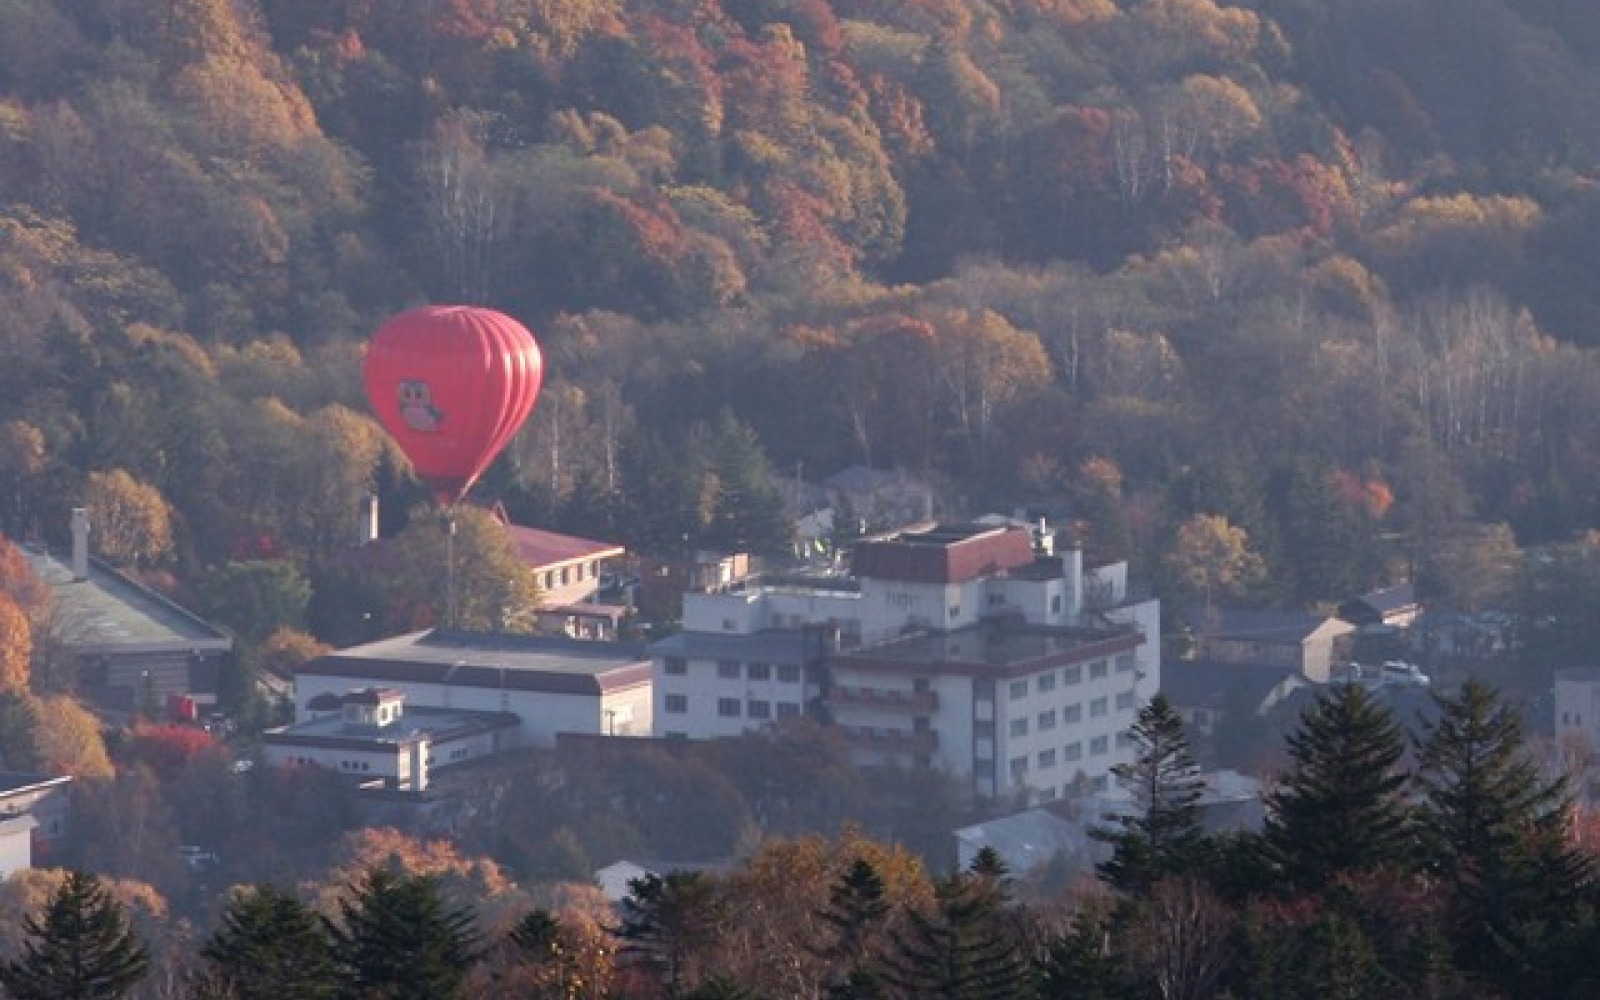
xmin=651 ymin=523 xmax=1160 ymax=802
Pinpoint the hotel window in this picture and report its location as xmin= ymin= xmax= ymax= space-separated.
xmin=1037 ymin=672 xmax=1057 ymax=692
xmin=1116 ymin=732 xmax=1134 ymax=749
xmin=748 ymin=662 xmax=771 ymax=681
xmin=1116 ymin=691 xmax=1135 ymax=710
xmin=1051 ymin=594 xmax=1062 ymax=614
xmin=1091 ymin=735 xmax=1109 ymax=755
xmin=664 ymin=657 xmax=687 ymax=676
xmin=1009 ymin=680 xmax=1028 ymax=700
xmin=718 ymin=698 xmax=741 ymax=717
xmin=974 ymin=720 xmax=994 ymax=738
xmin=1090 ymin=659 xmax=1108 ymax=680
xmin=1038 ymin=709 xmax=1057 ymax=731
xmin=748 ymin=700 xmax=771 ymax=720
xmin=664 ymin=694 xmax=687 ymax=713
xmin=1091 ymin=697 xmax=1108 ymax=718
xmin=1092 ymin=775 xmax=1109 ymax=791
xmin=1064 ymin=665 xmax=1082 ymax=685
xmin=1009 ymin=718 xmax=1028 ymax=738
xmin=778 ymin=664 xmax=801 ymax=683
xmin=949 ymin=605 xmax=960 ymax=619
xmin=1039 ymin=748 xmax=1057 ymax=768
xmin=717 ymin=660 xmax=741 ymax=679
xmin=1116 ymin=652 xmax=1135 ymax=673
xmin=1010 ymin=756 xmax=1028 ymax=776
xmin=1063 ymin=741 xmax=1082 ymax=762
xmin=1063 ymin=703 xmax=1082 ymax=723
xmin=776 ymin=702 xmax=801 ymax=718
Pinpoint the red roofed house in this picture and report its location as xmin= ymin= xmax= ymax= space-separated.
xmin=496 ymin=514 xmax=628 ymax=639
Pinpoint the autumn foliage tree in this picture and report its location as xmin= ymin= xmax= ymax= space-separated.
xmin=84 ymin=470 xmax=174 ymax=569
xmin=0 ymin=595 xmax=32 ymax=694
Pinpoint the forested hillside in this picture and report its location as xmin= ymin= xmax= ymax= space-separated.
xmin=5 ymin=0 xmax=1600 ymax=623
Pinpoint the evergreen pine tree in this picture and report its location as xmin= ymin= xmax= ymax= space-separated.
xmin=1269 ymin=458 xmax=1378 ymax=603
xmin=613 ymin=871 xmax=725 ymax=1000
xmin=504 ymin=907 xmax=583 ymax=1000
xmin=0 ymin=870 xmax=148 ymax=1000
xmin=508 ymin=908 xmax=565 ymax=963
xmin=705 ymin=411 xmax=792 ymax=557
xmin=815 ymin=858 xmax=893 ymax=998
xmin=1262 ymin=684 xmax=1412 ymax=893
xmin=328 ymin=868 xmax=480 ymax=1000
xmin=1036 ymin=910 xmax=1137 ymax=1000
xmin=1236 ymin=906 xmax=1393 ymax=1000
xmin=1093 ymin=694 xmax=1211 ymax=898
xmin=882 ymin=848 xmax=1028 ymax=1000
xmin=1414 ymin=679 xmax=1596 ymax=996
xmin=195 ymin=884 xmax=337 ymax=1000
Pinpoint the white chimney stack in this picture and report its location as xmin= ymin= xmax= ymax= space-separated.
xmin=360 ymin=493 xmax=379 ymax=546
xmin=71 ymin=507 xmax=90 ymax=581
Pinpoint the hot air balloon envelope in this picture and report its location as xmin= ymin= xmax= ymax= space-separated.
xmin=363 ymin=305 xmax=544 ymax=506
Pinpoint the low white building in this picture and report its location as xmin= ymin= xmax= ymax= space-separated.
xmin=0 ymin=774 xmax=72 ymax=876
xmin=652 ymin=522 xmax=1160 ymax=802
xmin=264 ymin=688 xmax=520 ymax=792
xmin=293 ymin=629 xmax=654 ymax=753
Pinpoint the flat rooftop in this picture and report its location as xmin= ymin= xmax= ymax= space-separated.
xmin=0 ymin=773 xmax=71 ymax=796
xmin=301 ymin=629 xmax=652 ymax=695
xmin=266 ymin=705 xmax=520 ymax=749
xmin=833 ymin=621 xmax=1141 ymax=677
xmin=23 ymin=547 xmax=232 ymax=653
xmin=650 ymin=629 xmax=828 ymax=663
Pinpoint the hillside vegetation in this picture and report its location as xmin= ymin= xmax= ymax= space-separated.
xmin=3 ymin=0 xmax=1600 ymax=621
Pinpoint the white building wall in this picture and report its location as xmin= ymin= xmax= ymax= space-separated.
xmin=1556 ymin=669 xmax=1600 ymax=755
xmin=654 ymin=538 xmax=1159 ymax=805
xmin=655 ymin=657 xmax=811 ymax=740
xmin=991 ymin=649 xmax=1146 ymax=801
xmin=856 ymin=578 xmax=970 ymax=638
xmin=601 ymin=682 xmax=653 ymax=737
xmin=264 ymin=742 xmax=409 ymax=785
xmin=0 ymin=821 xmax=33 ymax=878
xmin=682 ymin=590 xmax=766 ymax=633
xmin=293 ymin=674 xmax=604 ymax=748
xmin=683 ymin=588 xmax=862 ymax=637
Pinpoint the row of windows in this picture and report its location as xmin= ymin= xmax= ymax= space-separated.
xmin=1007 ymin=691 xmax=1137 ymax=737
xmin=663 ymin=658 xmax=803 ymax=683
xmin=663 ymin=694 xmax=802 ymax=719
xmin=1033 ymin=775 xmax=1111 ymax=797
xmin=1030 ymin=771 xmax=1107 ymax=796
xmin=539 ymin=560 xmax=602 ymax=591
xmin=282 ymin=755 xmax=376 ymax=773
xmin=1006 ymin=654 xmax=1135 ymax=699
xmin=1010 ymin=731 xmax=1133 ymax=774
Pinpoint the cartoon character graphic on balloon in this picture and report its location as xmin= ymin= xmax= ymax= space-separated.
xmin=398 ymin=379 xmax=444 ymax=433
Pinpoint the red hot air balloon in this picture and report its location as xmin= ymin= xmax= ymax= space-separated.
xmin=363 ymin=305 xmax=544 ymax=507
